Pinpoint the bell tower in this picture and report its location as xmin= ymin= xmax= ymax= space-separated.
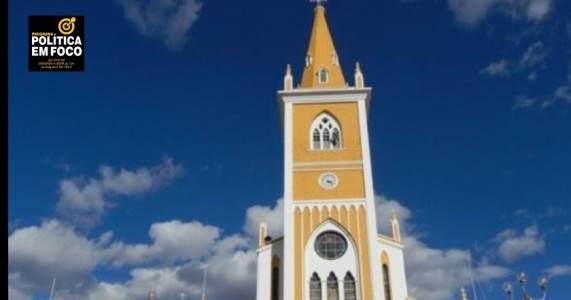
xmin=256 ymin=3 xmax=414 ymax=300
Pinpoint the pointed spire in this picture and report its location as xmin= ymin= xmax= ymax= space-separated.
xmin=300 ymin=4 xmax=346 ymax=88
xmin=284 ymin=64 xmax=293 ymax=91
xmin=391 ymin=209 xmax=401 ymax=242
xmin=354 ymin=62 xmax=364 ymax=88
xmin=258 ymin=215 xmax=267 ymax=247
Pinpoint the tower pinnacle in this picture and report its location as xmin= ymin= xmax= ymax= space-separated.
xmin=300 ymin=3 xmax=346 ymax=88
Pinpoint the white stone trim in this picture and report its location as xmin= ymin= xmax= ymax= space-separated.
xmin=292 ymin=199 xmax=366 ymax=207
xmin=283 ymin=101 xmax=294 ymax=300
xmin=294 ymin=166 xmax=363 ymax=172
xmin=357 ymin=98 xmax=384 ymax=300
xmin=293 ymin=160 xmax=363 ymax=167
xmin=377 ymin=235 xmax=404 ymax=249
xmin=278 ymin=88 xmax=371 ymax=110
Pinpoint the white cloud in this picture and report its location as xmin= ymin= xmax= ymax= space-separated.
xmin=553 ymin=85 xmax=571 ymax=103
xmin=404 ymin=237 xmax=510 ymax=300
xmin=513 ymin=95 xmax=537 ymax=109
xmin=8 ymin=273 xmax=32 ymax=300
xmin=446 ymin=0 xmax=497 ymax=26
xmin=117 ymin=0 xmax=202 ymax=50
xmin=541 ymin=84 xmax=571 ymax=109
xmin=57 ymin=157 xmax=183 ymax=227
xmin=100 ymin=220 xmax=220 ymax=267
xmin=100 ymin=157 xmax=182 ymax=195
xmin=480 ymin=42 xmax=548 ymax=82
xmin=442 ymin=0 xmax=553 ymax=26
xmin=58 ymin=179 xmax=106 ymax=225
xmin=7 ymin=218 xmax=245 ymax=299
xmin=495 ymin=225 xmax=545 ymax=262
xmin=375 ymin=195 xmax=412 ymax=235
xmin=8 ymin=219 xmax=99 ymax=296
xmin=9 ymin=196 xmax=519 ymax=300
xmin=518 ymin=42 xmax=548 ymax=70
xmin=243 ymin=198 xmax=284 ymax=239
xmin=544 ymin=264 xmax=571 ymax=278
xmin=373 ymin=196 xmax=510 ymax=300
xmin=526 ymin=0 xmax=551 ymax=21
xmin=481 ymin=59 xmax=511 ymax=77
xmin=8 ymin=285 xmax=29 ymax=300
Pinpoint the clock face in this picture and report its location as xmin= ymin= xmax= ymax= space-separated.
xmin=319 ymin=173 xmax=338 ymax=189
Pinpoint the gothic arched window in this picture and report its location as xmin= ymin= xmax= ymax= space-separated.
xmin=310 ymin=113 xmax=342 ymax=150
xmin=327 ymin=272 xmax=339 ymax=300
xmin=271 ymin=266 xmax=279 ymax=300
xmin=344 ymin=272 xmax=356 ymax=300
xmin=319 ymin=68 xmax=329 ymax=83
xmin=383 ymin=264 xmax=392 ymax=300
xmin=310 ymin=273 xmax=322 ymax=300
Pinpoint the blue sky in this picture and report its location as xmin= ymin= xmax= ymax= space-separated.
xmin=8 ymin=0 xmax=571 ymax=299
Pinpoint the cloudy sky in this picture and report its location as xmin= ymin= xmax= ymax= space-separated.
xmin=8 ymin=0 xmax=571 ymax=300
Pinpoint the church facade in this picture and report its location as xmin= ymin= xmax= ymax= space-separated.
xmin=256 ymin=4 xmax=413 ymax=300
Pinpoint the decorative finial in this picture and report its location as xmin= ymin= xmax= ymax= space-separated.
xmin=284 ymin=65 xmax=294 ymax=91
xmin=391 ymin=209 xmax=398 ymax=220
xmin=390 ymin=209 xmax=401 ymax=242
xmin=310 ymin=0 xmax=327 ymax=7
xmin=354 ymin=62 xmax=364 ymax=88
xmin=259 ymin=215 xmax=268 ymax=247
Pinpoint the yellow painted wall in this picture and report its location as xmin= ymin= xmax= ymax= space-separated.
xmin=293 ymin=169 xmax=365 ymax=200
xmin=292 ymin=103 xmax=362 ymax=163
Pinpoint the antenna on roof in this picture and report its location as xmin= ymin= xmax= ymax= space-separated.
xmin=201 ymin=264 xmax=208 ymax=300
xmin=466 ymin=250 xmax=490 ymax=300
xmin=49 ymin=277 xmax=56 ymax=300
xmin=466 ymin=250 xmax=479 ymax=300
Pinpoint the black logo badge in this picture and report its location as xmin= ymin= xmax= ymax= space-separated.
xmin=29 ymin=16 xmax=84 ymax=72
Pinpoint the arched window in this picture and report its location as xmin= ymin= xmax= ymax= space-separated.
xmin=327 ymin=272 xmax=339 ymax=300
xmin=319 ymin=68 xmax=329 ymax=83
xmin=382 ymin=264 xmax=392 ymax=300
xmin=343 ymin=272 xmax=356 ymax=300
xmin=310 ymin=113 xmax=342 ymax=150
xmin=310 ymin=273 xmax=322 ymax=300
xmin=271 ymin=266 xmax=279 ymax=300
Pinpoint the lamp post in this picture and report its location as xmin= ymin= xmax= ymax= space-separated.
xmin=504 ymin=272 xmax=548 ymax=300
xmin=147 ymin=291 xmax=156 ymax=300
xmin=179 ymin=291 xmax=187 ymax=300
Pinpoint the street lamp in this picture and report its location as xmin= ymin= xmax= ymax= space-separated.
xmin=504 ymin=272 xmax=548 ymax=300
